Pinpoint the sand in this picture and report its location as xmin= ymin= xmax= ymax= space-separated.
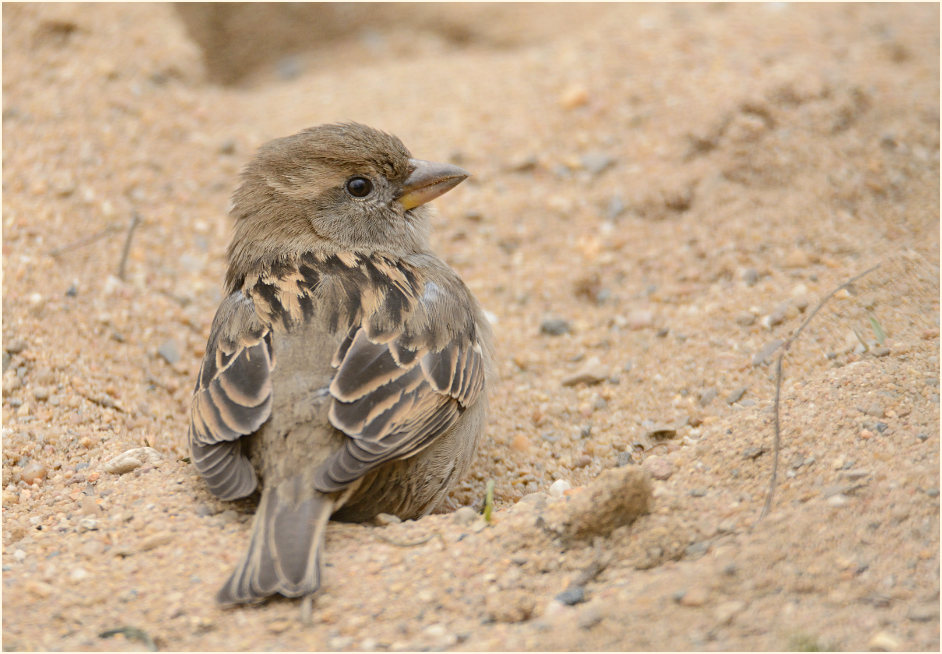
xmin=2 ymin=3 xmax=939 ymax=651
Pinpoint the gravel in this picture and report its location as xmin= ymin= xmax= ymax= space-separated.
xmin=2 ymin=3 xmax=938 ymax=652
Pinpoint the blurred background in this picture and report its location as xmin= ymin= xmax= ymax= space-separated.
xmin=175 ymin=3 xmax=607 ymax=86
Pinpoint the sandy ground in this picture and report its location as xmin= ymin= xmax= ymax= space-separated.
xmin=2 ymin=3 xmax=939 ymax=651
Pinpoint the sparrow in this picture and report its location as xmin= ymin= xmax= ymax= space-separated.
xmin=187 ymin=122 xmax=492 ymax=605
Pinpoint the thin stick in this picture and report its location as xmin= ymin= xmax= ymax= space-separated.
xmin=373 ymin=532 xmax=435 ymax=547
xmin=47 ymin=224 xmax=120 ymax=257
xmin=755 ymin=264 xmax=881 ymax=524
xmin=117 ymin=212 xmax=141 ymax=281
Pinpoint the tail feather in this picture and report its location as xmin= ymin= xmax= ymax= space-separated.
xmin=216 ymin=476 xmax=333 ymax=605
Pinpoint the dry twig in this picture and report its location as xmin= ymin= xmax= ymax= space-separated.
xmin=46 ymin=223 xmax=121 ymax=257
xmin=756 ymin=264 xmax=881 ymax=525
xmin=117 ymin=212 xmax=141 ymax=281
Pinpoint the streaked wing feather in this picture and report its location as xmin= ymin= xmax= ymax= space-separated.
xmin=317 ymin=283 xmax=485 ymax=493
xmin=190 ymin=438 xmax=258 ymax=501
xmin=419 ymin=345 xmax=458 ymax=393
xmin=188 ymin=291 xmax=274 ymax=500
xmin=330 ymin=330 xmax=407 ymax=401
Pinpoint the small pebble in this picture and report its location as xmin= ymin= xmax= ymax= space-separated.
xmin=20 ymin=461 xmax=47 ymax=485
xmin=4 ymin=339 xmax=27 ymax=354
xmin=562 ymin=357 xmax=608 ymax=387
xmin=373 ymin=512 xmax=401 ymax=526
xmin=698 ymin=388 xmax=718 ymax=406
xmin=81 ymin=495 xmax=99 ymax=515
xmin=139 ymin=532 xmax=174 ymax=552
xmin=742 ymin=446 xmax=766 ymax=460
xmin=69 ymin=567 xmax=89 ymax=582
xmin=218 ymin=139 xmax=237 ymax=155
xmin=642 ymin=455 xmax=673 ymax=480
xmin=157 ymin=340 xmax=180 ymax=365
xmin=78 ymin=518 xmax=98 ymax=532
xmin=905 ymin=603 xmax=938 ymax=622
xmin=713 ymin=600 xmax=746 ymax=625
xmin=103 ymin=447 xmax=162 ymax=474
xmin=508 ymin=154 xmax=538 ymax=172
xmin=726 ymin=386 xmax=748 ymax=404
xmin=859 ymin=402 xmax=884 ymax=418
xmin=549 ymin=479 xmax=572 ymax=498
xmin=765 ymin=303 xmax=789 ymax=327
xmin=453 ymin=506 xmax=477 ymax=525
xmin=827 ymin=494 xmax=849 ymax=507
xmin=735 ymin=311 xmax=756 ymax=326
xmin=13 ymin=549 xmax=26 ymax=562
xmin=25 ymin=580 xmax=54 ymax=598
xmin=555 ymin=586 xmax=586 ymax=605
xmin=607 ymin=194 xmax=625 ymax=220
xmin=624 ymin=309 xmax=655 ymax=330
xmin=677 ymin=586 xmax=709 ymax=607
xmin=559 ymin=84 xmax=589 ymax=109
xmin=645 ymin=425 xmax=677 ymax=441
xmin=783 ymin=249 xmax=811 ymax=268
xmin=421 ymin=623 xmax=456 ymax=648
xmin=741 ymin=268 xmax=759 ymax=286
xmin=268 ymin=620 xmax=292 ymax=634
xmin=615 ymin=451 xmax=634 ymax=467
xmin=510 ymin=433 xmax=530 ymax=452
xmin=577 ymin=604 xmax=603 ymax=629
xmin=752 ymin=339 xmax=784 ymax=366
xmin=581 ymin=152 xmax=614 ymax=175
xmin=102 ymin=276 xmax=124 ymax=295
xmin=540 ymin=317 xmax=571 ymax=336
xmin=3 ymin=373 xmax=22 ymax=395
xmin=867 ymin=630 xmax=902 ymax=651
xmin=685 ymin=541 xmax=710 ymax=558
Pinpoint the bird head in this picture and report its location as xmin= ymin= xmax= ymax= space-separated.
xmin=225 ymin=123 xmax=468 ymax=289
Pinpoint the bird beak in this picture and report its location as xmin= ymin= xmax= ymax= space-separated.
xmin=397 ymin=159 xmax=469 ymax=210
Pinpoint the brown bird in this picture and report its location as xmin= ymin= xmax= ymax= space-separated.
xmin=187 ymin=123 xmax=492 ymax=604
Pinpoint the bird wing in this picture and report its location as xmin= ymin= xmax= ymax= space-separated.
xmin=314 ymin=274 xmax=487 ymax=493
xmin=188 ymin=291 xmax=274 ymax=500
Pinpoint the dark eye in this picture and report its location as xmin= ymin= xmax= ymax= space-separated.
xmin=345 ymin=177 xmax=373 ymax=198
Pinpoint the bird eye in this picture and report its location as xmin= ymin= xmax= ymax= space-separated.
xmin=345 ymin=177 xmax=373 ymax=198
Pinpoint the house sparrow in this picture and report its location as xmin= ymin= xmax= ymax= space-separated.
xmin=188 ymin=123 xmax=492 ymax=605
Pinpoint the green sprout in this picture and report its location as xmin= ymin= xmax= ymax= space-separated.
xmin=483 ymin=480 xmax=495 ymax=523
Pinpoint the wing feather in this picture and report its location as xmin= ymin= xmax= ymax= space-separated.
xmin=188 ymin=291 xmax=274 ymax=500
xmin=315 ymin=270 xmax=486 ymax=493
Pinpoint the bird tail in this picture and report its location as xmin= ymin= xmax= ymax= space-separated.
xmin=216 ymin=474 xmax=334 ymax=605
